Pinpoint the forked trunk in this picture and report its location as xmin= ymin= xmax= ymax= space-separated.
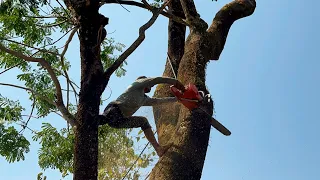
xmin=151 ymin=0 xmax=256 ymax=179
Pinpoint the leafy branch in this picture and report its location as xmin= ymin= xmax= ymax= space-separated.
xmin=0 ymin=44 xmax=77 ymax=126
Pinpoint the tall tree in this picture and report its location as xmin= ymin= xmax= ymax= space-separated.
xmin=0 ymin=0 xmax=256 ymax=179
xmin=0 ymin=0 xmax=154 ymax=179
xmin=151 ymin=0 xmax=256 ymax=179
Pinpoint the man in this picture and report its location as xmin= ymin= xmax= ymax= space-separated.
xmin=99 ymin=76 xmax=186 ymax=157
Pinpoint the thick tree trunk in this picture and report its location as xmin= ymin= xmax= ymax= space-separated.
xmin=153 ymin=0 xmax=186 ymax=145
xmin=72 ymin=2 xmax=108 ymax=180
xmin=150 ymin=0 xmax=256 ymax=179
xmin=74 ymin=117 xmax=99 ymax=179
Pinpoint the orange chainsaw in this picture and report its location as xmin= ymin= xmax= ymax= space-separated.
xmin=170 ymin=83 xmax=231 ymax=136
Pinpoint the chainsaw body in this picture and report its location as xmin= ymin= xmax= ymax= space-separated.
xmin=170 ymin=83 xmax=231 ymax=136
xmin=170 ymin=83 xmax=204 ymax=110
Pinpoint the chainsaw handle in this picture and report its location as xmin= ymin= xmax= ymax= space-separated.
xmin=198 ymin=91 xmax=205 ymax=98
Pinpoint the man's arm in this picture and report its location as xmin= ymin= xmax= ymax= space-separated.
xmin=137 ymin=77 xmax=185 ymax=91
xmin=143 ymin=97 xmax=178 ymax=106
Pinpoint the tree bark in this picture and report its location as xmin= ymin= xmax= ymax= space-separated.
xmin=150 ymin=0 xmax=256 ymax=179
xmin=153 ymin=0 xmax=186 ymax=146
xmin=71 ymin=1 xmax=108 ymax=180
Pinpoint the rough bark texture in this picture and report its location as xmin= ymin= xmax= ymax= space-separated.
xmin=64 ymin=1 xmax=109 ymax=179
xmin=153 ymin=0 xmax=186 ymax=146
xmin=150 ymin=0 xmax=256 ymax=179
xmin=61 ymin=0 xmax=255 ymax=179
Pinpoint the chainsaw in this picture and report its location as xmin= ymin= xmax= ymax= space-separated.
xmin=170 ymin=83 xmax=231 ymax=136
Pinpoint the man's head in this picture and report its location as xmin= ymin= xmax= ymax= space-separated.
xmin=136 ymin=76 xmax=151 ymax=93
xmin=136 ymin=76 xmax=147 ymax=80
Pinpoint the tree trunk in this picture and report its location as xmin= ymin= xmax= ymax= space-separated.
xmin=150 ymin=0 xmax=256 ymax=179
xmin=153 ymin=0 xmax=186 ymax=146
xmin=72 ymin=2 xmax=108 ymax=180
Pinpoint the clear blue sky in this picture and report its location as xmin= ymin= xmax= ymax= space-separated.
xmin=1 ymin=0 xmax=319 ymax=179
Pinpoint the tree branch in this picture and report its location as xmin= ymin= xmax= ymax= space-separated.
xmin=0 ymin=44 xmax=77 ymax=127
xmin=100 ymin=0 xmax=188 ymax=26
xmin=0 ymin=62 xmax=24 ymax=75
xmin=23 ymin=15 xmax=67 ymax=19
xmin=0 ymin=83 xmax=55 ymax=106
xmin=41 ymin=27 xmax=74 ymax=48
xmin=179 ymin=0 xmax=208 ymax=30
xmin=60 ymin=27 xmax=79 ymax=106
xmin=37 ymin=20 xmax=68 ymax=28
xmin=207 ymin=0 xmax=256 ymax=60
xmin=179 ymin=0 xmax=198 ymax=20
xmin=104 ymin=0 xmax=172 ymax=78
xmin=19 ymin=95 xmax=36 ymax=134
xmin=3 ymin=39 xmax=60 ymax=56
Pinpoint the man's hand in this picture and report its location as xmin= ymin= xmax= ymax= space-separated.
xmin=175 ymin=81 xmax=186 ymax=92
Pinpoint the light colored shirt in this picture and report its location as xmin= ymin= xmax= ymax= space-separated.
xmin=111 ymin=77 xmax=179 ymax=117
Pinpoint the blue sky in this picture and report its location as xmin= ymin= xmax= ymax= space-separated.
xmin=1 ymin=0 xmax=320 ymax=179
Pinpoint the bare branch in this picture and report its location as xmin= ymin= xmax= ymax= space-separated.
xmin=207 ymin=0 xmax=256 ymax=60
xmin=60 ymin=27 xmax=79 ymax=106
xmin=162 ymin=11 xmax=188 ymax=26
xmin=67 ymin=81 xmax=70 ymax=109
xmin=55 ymin=0 xmax=72 ymax=18
xmin=16 ymin=122 xmax=37 ymax=134
xmin=19 ymin=95 xmax=36 ymax=134
xmin=210 ymin=0 xmax=256 ymax=25
xmin=0 ymin=62 xmax=24 ymax=75
xmin=23 ymin=15 xmax=66 ymax=19
xmin=21 ymin=114 xmax=40 ymax=119
xmin=0 ymin=83 xmax=55 ymax=106
xmin=61 ymin=27 xmax=78 ymax=58
xmin=100 ymin=0 xmax=188 ymax=26
xmin=3 ymin=39 xmax=60 ymax=56
xmin=179 ymin=0 xmax=209 ymax=30
xmin=104 ymin=0 xmax=172 ymax=78
xmin=62 ymin=88 xmax=78 ymax=94
xmin=141 ymin=0 xmax=153 ymax=10
xmin=41 ymin=27 xmax=74 ymax=48
xmin=37 ymin=20 xmax=68 ymax=28
xmin=0 ymin=44 xmax=77 ymax=127
xmin=26 ymin=95 xmax=36 ymax=126
xmin=179 ymin=0 xmax=198 ymax=20
xmin=52 ymin=111 xmax=64 ymax=118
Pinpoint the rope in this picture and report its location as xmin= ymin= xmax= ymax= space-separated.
xmin=167 ymin=53 xmax=177 ymax=79
xmin=121 ymin=130 xmax=157 ymax=180
xmin=121 ymin=142 xmax=150 ymax=180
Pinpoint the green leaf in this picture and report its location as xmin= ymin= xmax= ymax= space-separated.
xmin=0 ymin=124 xmax=30 ymax=163
xmin=0 ymin=94 xmax=24 ymax=123
xmin=101 ymin=38 xmax=127 ymax=77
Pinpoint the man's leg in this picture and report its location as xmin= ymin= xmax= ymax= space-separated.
xmin=110 ymin=116 xmax=168 ymax=157
xmin=142 ymin=127 xmax=168 ymax=157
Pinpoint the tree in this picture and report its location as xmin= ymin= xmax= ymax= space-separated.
xmin=150 ymin=0 xmax=256 ymax=179
xmin=0 ymin=0 xmax=256 ymax=180
xmin=0 ymin=0 xmax=153 ymax=179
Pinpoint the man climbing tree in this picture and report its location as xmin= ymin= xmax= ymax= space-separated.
xmin=150 ymin=0 xmax=256 ymax=179
xmin=0 ymin=0 xmax=256 ymax=179
xmin=99 ymin=76 xmax=186 ymax=157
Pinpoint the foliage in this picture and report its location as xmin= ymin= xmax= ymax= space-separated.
xmin=0 ymin=0 xmax=153 ymax=179
xmin=31 ymin=123 xmax=154 ymax=179
xmin=0 ymin=94 xmax=30 ymax=163
xmin=0 ymin=124 xmax=30 ymax=163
